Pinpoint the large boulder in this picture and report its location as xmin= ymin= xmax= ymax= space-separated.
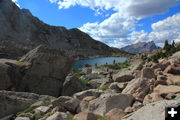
xmin=88 ymin=93 xmax=134 ymax=115
xmin=0 ymin=90 xmax=55 ymax=119
xmin=154 ymin=85 xmax=180 ymax=95
xmin=62 ymin=76 xmax=86 ymax=96
xmin=78 ymin=96 xmax=96 ymax=112
xmin=51 ymin=96 xmax=80 ymax=113
xmin=0 ymin=60 xmax=12 ymax=90
xmin=105 ymin=108 xmax=126 ymax=120
xmin=122 ymin=78 xmax=155 ymax=101
xmin=164 ymin=65 xmax=180 ymax=75
xmin=73 ymin=89 xmax=104 ymax=100
xmin=20 ymin=45 xmax=74 ymax=97
xmin=141 ymin=67 xmax=156 ymax=79
xmin=0 ymin=59 xmax=24 ymax=91
xmin=166 ymin=75 xmax=180 ymax=86
xmin=113 ymin=70 xmax=134 ymax=83
xmin=122 ymin=99 xmax=180 ymax=120
xmin=46 ymin=112 xmax=64 ymax=120
xmin=88 ymin=78 xmax=110 ymax=89
xmin=109 ymin=82 xmax=128 ymax=92
xmin=152 ymin=61 xmax=170 ymax=71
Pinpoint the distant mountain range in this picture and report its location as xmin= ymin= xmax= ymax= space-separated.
xmin=0 ymin=0 xmax=131 ymax=59
xmin=121 ymin=41 xmax=160 ymax=54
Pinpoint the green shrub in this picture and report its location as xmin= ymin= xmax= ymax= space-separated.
xmin=80 ymin=79 xmax=89 ymax=85
xmin=34 ymin=113 xmax=43 ymax=120
xmin=73 ymin=72 xmax=86 ymax=78
xmin=17 ymin=107 xmax=34 ymax=116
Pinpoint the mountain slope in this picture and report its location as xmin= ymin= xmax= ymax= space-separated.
xmin=121 ymin=41 xmax=160 ymax=54
xmin=0 ymin=0 xmax=129 ymax=59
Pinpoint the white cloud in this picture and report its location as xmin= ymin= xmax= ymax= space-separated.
xmin=80 ymin=13 xmax=135 ymax=43
xmin=49 ymin=0 xmax=58 ymax=3
xmin=149 ymin=13 xmax=180 ymax=46
xmin=49 ymin=0 xmax=179 ymax=48
xmin=12 ymin=0 xmax=20 ymax=7
xmin=50 ymin=0 xmax=177 ymax=18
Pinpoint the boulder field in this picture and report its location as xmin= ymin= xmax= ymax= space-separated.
xmin=0 ymin=50 xmax=180 ymax=120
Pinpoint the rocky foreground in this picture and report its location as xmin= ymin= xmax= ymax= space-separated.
xmin=0 ymin=45 xmax=180 ymax=120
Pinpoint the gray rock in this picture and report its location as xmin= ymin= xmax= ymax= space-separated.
xmin=20 ymin=45 xmax=74 ymax=97
xmin=46 ymin=112 xmax=64 ymax=120
xmin=122 ymin=78 xmax=154 ymax=100
xmin=73 ymin=89 xmax=104 ymax=100
xmin=122 ymin=99 xmax=180 ymax=120
xmin=88 ymin=93 xmax=134 ymax=115
xmin=64 ymin=98 xmax=80 ymax=113
xmin=15 ymin=117 xmax=30 ymax=120
xmin=0 ymin=59 xmax=23 ymax=91
xmin=80 ymin=74 xmax=102 ymax=80
xmin=141 ymin=67 xmax=156 ymax=79
xmin=34 ymin=106 xmax=51 ymax=115
xmin=0 ymin=90 xmax=55 ymax=119
xmin=109 ymin=82 xmax=120 ymax=91
xmin=88 ymin=78 xmax=110 ymax=89
xmin=109 ymin=82 xmax=127 ymax=91
xmin=62 ymin=76 xmax=86 ymax=96
xmin=51 ymin=96 xmax=80 ymax=113
xmin=113 ymin=71 xmax=134 ymax=83
xmin=73 ymin=112 xmax=99 ymax=120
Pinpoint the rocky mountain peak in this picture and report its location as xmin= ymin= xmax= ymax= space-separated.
xmin=0 ymin=0 xmax=130 ymax=59
xmin=121 ymin=41 xmax=160 ymax=54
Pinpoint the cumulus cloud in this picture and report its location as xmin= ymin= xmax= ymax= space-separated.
xmin=49 ymin=0 xmax=179 ymax=48
xmin=80 ymin=13 xmax=135 ymax=43
xmin=50 ymin=0 xmax=177 ymax=18
xmin=149 ymin=13 xmax=180 ymax=46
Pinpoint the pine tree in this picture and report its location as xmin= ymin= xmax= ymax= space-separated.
xmin=163 ymin=40 xmax=171 ymax=51
xmin=172 ymin=40 xmax=175 ymax=48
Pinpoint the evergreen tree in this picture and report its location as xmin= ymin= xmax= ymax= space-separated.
xmin=172 ymin=40 xmax=175 ymax=48
xmin=163 ymin=40 xmax=171 ymax=51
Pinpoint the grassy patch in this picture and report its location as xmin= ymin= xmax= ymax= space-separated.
xmin=17 ymin=107 xmax=34 ymax=116
xmin=97 ymin=83 xmax=111 ymax=91
xmin=15 ymin=61 xmax=28 ymax=67
xmin=73 ymin=72 xmax=86 ymax=78
xmin=115 ymin=61 xmax=131 ymax=69
xmin=98 ymin=115 xmax=108 ymax=120
xmin=67 ymin=113 xmax=74 ymax=120
xmin=80 ymin=79 xmax=89 ymax=85
xmin=96 ymin=60 xmax=131 ymax=70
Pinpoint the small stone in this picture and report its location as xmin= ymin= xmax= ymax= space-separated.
xmin=34 ymin=106 xmax=51 ymax=115
xmin=46 ymin=112 xmax=64 ymax=120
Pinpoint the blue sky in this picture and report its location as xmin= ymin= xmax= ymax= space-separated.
xmin=13 ymin=0 xmax=180 ymax=48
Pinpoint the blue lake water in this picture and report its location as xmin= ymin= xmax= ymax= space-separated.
xmin=73 ymin=57 xmax=127 ymax=70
